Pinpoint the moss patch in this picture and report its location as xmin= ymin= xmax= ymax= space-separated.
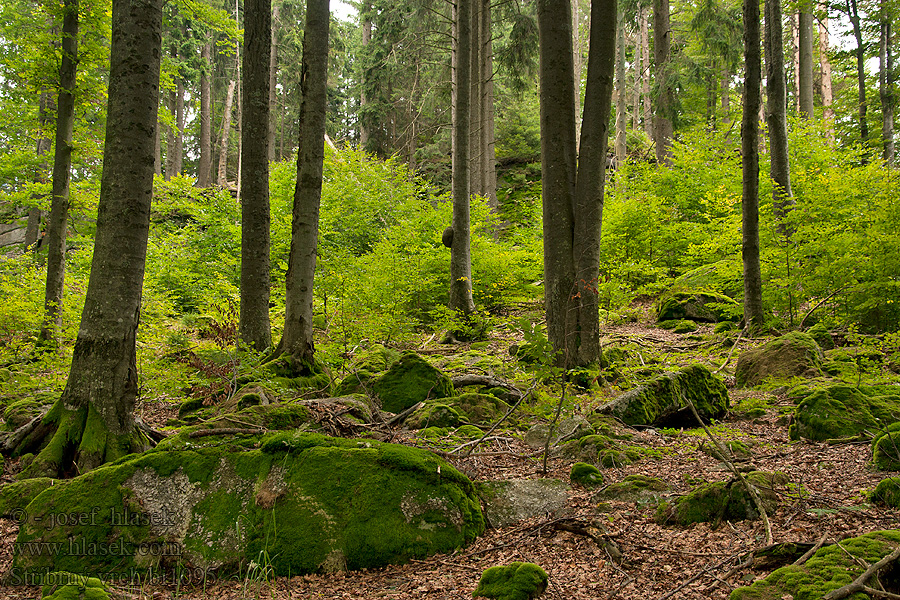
xmin=570 ymin=463 xmax=604 ymax=487
xmin=405 ymin=402 xmax=465 ymax=429
xmin=40 ymin=572 xmax=109 ymax=600
xmin=595 ymin=475 xmax=670 ymax=505
xmin=657 ymin=291 xmax=741 ymax=323
xmin=790 ymin=385 xmax=900 ymax=442
xmin=0 ymin=477 xmax=56 ymax=517
xmin=871 ymin=478 xmax=900 ymax=508
xmin=656 ymin=472 xmax=786 ymax=527
xmin=473 ymin=562 xmax=549 ymax=600
xmin=735 ymin=332 xmax=824 ymax=388
xmin=372 ymin=353 xmax=454 ymax=413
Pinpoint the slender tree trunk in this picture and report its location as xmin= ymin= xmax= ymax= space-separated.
xmin=468 ymin=0 xmax=482 ymax=198
xmin=633 ymin=21 xmax=641 ymax=131
xmin=641 ymin=6 xmax=652 ymax=138
xmin=276 ymin=0 xmax=330 ymax=367
xmin=573 ymin=0 xmax=583 ymax=140
xmin=742 ymin=0 xmax=764 ymax=329
xmin=26 ymin=92 xmax=54 ymax=250
xmin=765 ymin=0 xmax=794 ymax=231
xmin=819 ymin=7 xmax=834 ymax=141
xmin=721 ymin=68 xmax=731 ymax=119
xmin=218 ymin=79 xmax=236 ymax=186
xmin=198 ymin=43 xmax=212 ymax=186
xmin=798 ymin=9 xmax=814 ymax=119
xmin=154 ymin=119 xmax=162 ymax=175
xmin=174 ymin=79 xmax=184 ymax=173
xmin=480 ymin=0 xmax=497 ymax=210
xmin=359 ymin=2 xmax=372 ymax=148
xmin=240 ymin=0 xmax=273 ymax=350
xmin=880 ymin=10 xmax=895 ymax=163
xmin=848 ymin=0 xmax=868 ymax=146
xmin=23 ymin=0 xmax=162 ymax=478
xmin=615 ymin=7 xmax=626 ymax=162
xmin=450 ymin=0 xmax=476 ymax=317
xmin=268 ymin=3 xmax=279 ymax=163
xmin=653 ymin=0 xmax=673 ymax=164
xmin=39 ymin=0 xmax=78 ymax=345
xmin=791 ymin=14 xmax=799 ymax=109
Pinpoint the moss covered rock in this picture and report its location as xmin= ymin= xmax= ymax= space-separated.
xmin=599 ymin=364 xmax=729 ymax=427
xmin=405 ymin=402 xmax=465 ymax=429
xmin=372 ymin=352 xmax=454 ymax=413
xmin=657 ymin=291 xmax=741 ymax=323
xmin=871 ymin=478 xmax=900 ymax=508
xmin=873 ymin=422 xmax=900 ymax=470
xmin=4 ymin=399 xmax=46 ymax=430
xmin=10 ymin=432 xmax=483 ymax=578
xmin=40 ymin=572 xmax=109 ymax=600
xmin=0 ymin=477 xmax=56 ymax=517
xmin=479 ymin=479 xmax=569 ymax=528
xmin=334 ymin=346 xmax=401 ymax=396
xmin=262 ymin=354 xmax=331 ymax=395
xmin=729 ymin=531 xmax=900 ymax=600
xmin=570 ymin=463 xmax=604 ymax=487
xmin=656 ymin=472 xmax=785 ymax=527
xmin=525 ymin=416 xmax=593 ymax=450
xmin=473 ymin=562 xmax=549 ymax=600
xmin=594 ymin=474 xmax=670 ymax=505
xmin=735 ymin=332 xmax=824 ymax=388
xmin=806 ymin=323 xmax=835 ymax=350
xmin=789 ymin=385 xmax=900 ymax=442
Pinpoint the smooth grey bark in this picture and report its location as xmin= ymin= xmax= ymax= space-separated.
xmin=880 ymin=11 xmax=895 ymax=163
xmin=742 ymin=0 xmax=764 ymax=329
xmin=653 ymin=0 xmax=673 ymax=164
xmin=218 ymin=79 xmax=236 ymax=185
xmin=797 ymin=9 xmax=814 ymax=119
xmin=268 ymin=3 xmax=279 ymax=163
xmin=198 ymin=42 xmax=212 ymax=186
xmin=24 ymin=0 xmax=162 ymax=478
xmin=640 ymin=6 xmax=652 ymax=138
xmin=26 ymin=92 xmax=54 ymax=250
xmin=450 ymin=0 xmax=476 ymax=317
xmin=359 ymin=2 xmax=371 ymax=148
xmin=819 ymin=8 xmax=834 ymax=140
xmin=847 ymin=0 xmax=868 ymax=146
xmin=615 ymin=6 xmax=626 ymax=163
xmin=39 ymin=0 xmax=78 ymax=345
xmin=239 ymin=0 xmax=273 ymax=350
xmin=276 ymin=0 xmax=329 ymax=366
xmin=480 ymin=0 xmax=497 ymax=210
xmin=765 ymin=0 xmax=793 ymax=229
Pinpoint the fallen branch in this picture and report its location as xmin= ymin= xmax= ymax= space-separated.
xmin=714 ymin=326 xmax=746 ymax=374
xmin=823 ymin=546 xmax=900 ymax=600
xmin=383 ymin=401 xmax=425 ymax=426
xmin=793 ymin=534 xmax=830 ymax=566
xmin=458 ymin=380 xmax=539 ymax=457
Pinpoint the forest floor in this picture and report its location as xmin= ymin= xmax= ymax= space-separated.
xmin=1 ymin=317 xmax=898 ymax=599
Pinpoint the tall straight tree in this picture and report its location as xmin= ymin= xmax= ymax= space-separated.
xmin=198 ymin=42 xmax=213 ymax=187
xmin=39 ymin=0 xmax=78 ymax=345
xmin=274 ymin=0 xmax=329 ymax=368
xmin=797 ymin=6 xmax=814 ymax=119
xmin=239 ymin=0 xmax=273 ymax=350
xmin=22 ymin=0 xmax=163 ymax=477
xmin=846 ymin=0 xmax=869 ymax=146
xmin=880 ymin=3 xmax=894 ymax=163
xmin=742 ymin=0 xmax=764 ymax=329
xmin=653 ymin=0 xmax=674 ymax=164
xmin=26 ymin=93 xmax=53 ymax=250
xmin=765 ymin=0 xmax=793 ymax=227
xmin=537 ymin=0 xmax=616 ymax=367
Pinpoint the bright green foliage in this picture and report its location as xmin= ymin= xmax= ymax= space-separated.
xmin=40 ymin=572 xmax=109 ymax=600
xmin=655 ymin=472 xmax=785 ymax=526
xmin=729 ymin=531 xmax=900 ymax=600
xmin=789 ymin=385 xmax=900 ymax=442
xmin=371 ymin=352 xmax=454 ymax=413
xmin=872 ymin=423 xmax=900 ymax=470
xmin=569 ymin=462 xmax=603 ymax=487
xmin=735 ymin=332 xmax=824 ymax=388
xmin=473 ymin=562 xmax=549 ymax=600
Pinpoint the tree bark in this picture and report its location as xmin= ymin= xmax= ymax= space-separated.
xmin=218 ymin=79 xmax=236 ymax=186
xmin=275 ymin=0 xmax=330 ymax=367
xmin=480 ymin=0 xmax=497 ymax=210
xmin=39 ymin=0 xmax=78 ymax=345
xmin=653 ymin=0 xmax=674 ymax=164
xmin=198 ymin=42 xmax=212 ymax=186
xmin=797 ymin=9 xmax=814 ymax=119
xmin=847 ymin=0 xmax=868 ymax=146
xmin=450 ymin=0 xmax=476 ymax=317
xmin=818 ymin=7 xmax=834 ymax=141
xmin=268 ymin=3 xmax=279 ymax=163
xmin=239 ymin=0 xmax=273 ymax=350
xmin=742 ymin=0 xmax=764 ymax=329
xmin=641 ymin=6 xmax=652 ymax=138
xmin=24 ymin=0 xmax=162 ymax=478
xmin=880 ymin=7 xmax=895 ymax=164
xmin=359 ymin=2 xmax=372 ymax=148
xmin=765 ymin=0 xmax=794 ymax=230
xmin=26 ymin=91 xmax=54 ymax=250
xmin=615 ymin=6 xmax=626 ymax=163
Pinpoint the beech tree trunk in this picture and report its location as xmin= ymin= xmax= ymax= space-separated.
xmin=615 ymin=6 xmax=626 ymax=162
xmin=359 ymin=2 xmax=372 ymax=148
xmin=239 ymin=0 xmax=273 ymax=350
xmin=765 ymin=0 xmax=794 ymax=230
xmin=39 ymin=0 xmax=78 ymax=345
xmin=847 ymin=0 xmax=868 ymax=146
xmin=797 ymin=9 xmax=814 ymax=119
xmin=742 ymin=0 xmax=764 ymax=329
xmin=641 ymin=7 xmax=652 ymax=138
xmin=480 ymin=0 xmax=497 ymax=210
xmin=653 ymin=0 xmax=674 ymax=164
xmin=218 ymin=79 xmax=236 ymax=186
xmin=268 ymin=4 xmax=279 ymax=163
xmin=22 ymin=0 xmax=162 ymax=478
xmin=819 ymin=7 xmax=834 ymax=141
xmin=198 ymin=42 xmax=212 ymax=187
xmin=26 ymin=91 xmax=54 ymax=250
xmin=880 ymin=11 xmax=895 ymax=163
xmin=275 ymin=0 xmax=330 ymax=367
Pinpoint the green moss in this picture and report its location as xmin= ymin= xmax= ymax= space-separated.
xmin=473 ymin=562 xmax=549 ymax=600
xmin=405 ymin=402 xmax=465 ymax=429
xmin=790 ymin=385 xmax=900 ymax=442
xmin=0 ymin=478 xmax=56 ymax=517
xmin=263 ymin=354 xmax=331 ymax=394
xmin=806 ymin=323 xmax=835 ymax=350
xmin=372 ymin=352 xmax=454 ymax=413
xmin=41 ymin=572 xmax=109 ymax=600
xmin=455 ymin=425 xmax=485 ymax=440
xmin=596 ymin=475 xmax=670 ymax=504
xmin=570 ymin=463 xmax=604 ymax=487
xmin=871 ymin=478 xmax=900 ymax=508
xmin=873 ymin=423 xmax=900 ymax=470
xmin=657 ymin=291 xmax=741 ymax=323
xmin=334 ymin=369 xmax=378 ymax=396
xmin=656 ymin=472 xmax=786 ymax=527
xmin=350 ymin=345 xmax=401 ymax=373
xmin=454 ymin=393 xmax=510 ymax=425
xmin=729 ymin=531 xmax=900 ymax=600
xmin=735 ymin=332 xmax=824 ymax=388
xmin=4 ymin=398 xmax=45 ymax=430
xmin=177 ymin=396 xmax=206 ymax=418
xmin=673 ymin=320 xmax=699 ymax=333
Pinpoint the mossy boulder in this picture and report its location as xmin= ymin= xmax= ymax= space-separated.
xmin=871 ymin=478 xmax=900 ymax=508
xmin=806 ymin=323 xmax=835 ymax=350
xmin=657 ymin=291 xmax=741 ymax=323
xmin=789 ymin=385 xmax=900 ymax=442
xmin=10 ymin=432 xmax=483 ymax=578
xmin=594 ymin=475 xmax=670 ymax=505
xmin=0 ymin=477 xmax=56 ymax=517
xmin=40 ymin=572 xmax=109 ymax=600
xmin=334 ymin=345 xmax=402 ymax=396
xmin=700 ymin=439 xmax=753 ymax=462
xmin=873 ymin=422 xmax=900 ymax=470
xmin=453 ymin=393 xmax=510 ymax=426
xmin=405 ymin=402 xmax=465 ymax=429
xmin=524 ymin=416 xmax=593 ymax=450
xmin=729 ymin=531 xmax=900 ymax=600
xmin=735 ymin=332 xmax=824 ymax=388
xmin=570 ymin=463 xmax=604 ymax=487
xmin=372 ymin=352 xmax=454 ymax=413
xmin=479 ymin=479 xmax=569 ymax=528
xmin=599 ymin=364 xmax=729 ymax=427
xmin=4 ymin=398 xmax=46 ymax=430
xmin=473 ymin=562 xmax=549 ymax=600
xmin=655 ymin=472 xmax=785 ymax=527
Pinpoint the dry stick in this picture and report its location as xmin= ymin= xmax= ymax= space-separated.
xmin=714 ymin=326 xmax=747 ymax=374
xmin=684 ymin=396 xmax=774 ymax=545
xmin=457 ymin=380 xmax=539 ymax=457
xmin=793 ymin=534 xmax=830 ymax=566
xmin=823 ymin=546 xmax=900 ymax=600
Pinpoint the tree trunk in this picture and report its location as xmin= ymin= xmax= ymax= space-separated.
xmin=641 ymin=6 xmax=652 ymax=138
xmin=765 ymin=0 xmax=794 ymax=231
xmin=39 ymin=0 xmax=78 ymax=345
xmin=239 ymin=0 xmax=273 ymax=350
xmin=268 ymin=3 xmax=279 ymax=163
xmin=468 ymin=0 xmax=482 ymax=199
xmin=198 ymin=42 xmax=212 ymax=186
xmin=819 ymin=7 xmax=834 ymax=141
xmin=615 ymin=6 xmax=626 ymax=162
xmin=480 ymin=0 xmax=497 ymax=210
xmin=218 ymin=79 xmax=236 ymax=186
xmin=275 ymin=0 xmax=330 ymax=368
xmin=653 ymin=0 xmax=673 ymax=164
xmin=22 ymin=0 xmax=162 ymax=478
xmin=174 ymin=78 xmax=184 ymax=173
xmin=880 ymin=8 xmax=895 ymax=164
xmin=798 ymin=9 xmax=814 ymax=119
xmin=742 ymin=0 xmax=764 ymax=329
xmin=572 ymin=0 xmax=583 ymax=140
xmin=26 ymin=91 xmax=54 ymax=250
xmin=450 ymin=0 xmax=476 ymax=318
xmin=847 ymin=0 xmax=868 ymax=146
xmin=633 ymin=19 xmax=641 ymax=132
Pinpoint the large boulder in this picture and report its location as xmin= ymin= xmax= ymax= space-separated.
xmin=729 ymin=531 xmax=900 ymax=600
xmin=735 ymin=332 xmax=824 ymax=388
xmin=598 ymin=364 xmax=729 ymax=427
xmin=478 ymin=479 xmax=569 ymax=528
xmin=655 ymin=472 xmax=785 ymax=527
xmin=406 ymin=393 xmax=511 ymax=430
xmin=789 ymin=384 xmax=900 ymax=442
xmin=9 ymin=432 xmax=483 ymax=579
xmin=874 ymin=422 xmax=900 ymax=470
xmin=372 ymin=352 xmax=454 ymax=413
xmin=657 ymin=291 xmax=741 ymax=324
